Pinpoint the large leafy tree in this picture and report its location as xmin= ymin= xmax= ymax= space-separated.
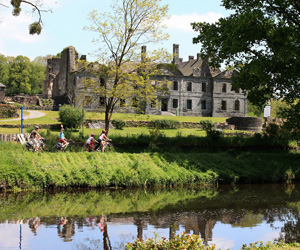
xmin=0 ymin=0 xmax=51 ymax=34
xmin=192 ymin=0 xmax=300 ymax=107
xmin=0 ymin=54 xmax=45 ymax=96
xmin=84 ymin=0 xmax=170 ymax=133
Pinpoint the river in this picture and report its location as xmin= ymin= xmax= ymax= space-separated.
xmin=1 ymin=184 xmax=300 ymax=249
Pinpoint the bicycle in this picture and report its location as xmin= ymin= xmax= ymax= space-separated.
xmin=25 ymin=138 xmax=48 ymax=152
xmin=102 ymin=139 xmax=115 ymax=152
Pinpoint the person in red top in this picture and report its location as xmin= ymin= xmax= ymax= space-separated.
xmin=86 ymin=133 xmax=96 ymax=152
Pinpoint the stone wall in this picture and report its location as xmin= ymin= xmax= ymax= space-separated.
xmin=226 ymin=117 xmax=262 ymax=132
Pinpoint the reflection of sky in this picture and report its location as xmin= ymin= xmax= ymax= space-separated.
xmin=210 ymin=221 xmax=285 ymax=250
xmin=0 ymin=220 xmax=288 ymax=250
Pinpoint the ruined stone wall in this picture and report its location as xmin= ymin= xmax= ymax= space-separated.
xmin=52 ymin=47 xmax=78 ymax=105
xmin=43 ymin=58 xmax=61 ymax=98
xmin=212 ymin=78 xmax=247 ymax=117
xmin=146 ymin=75 xmax=213 ymax=117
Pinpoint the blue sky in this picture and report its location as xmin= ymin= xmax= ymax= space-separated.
xmin=0 ymin=0 xmax=229 ymax=62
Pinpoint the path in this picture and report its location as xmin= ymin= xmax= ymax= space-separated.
xmin=0 ymin=110 xmax=46 ymax=122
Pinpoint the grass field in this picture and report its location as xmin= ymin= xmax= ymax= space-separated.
xmin=0 ymin=110 xmax=228 ymax=136
xmin=0 ymin=110 xmax=227 ymax=125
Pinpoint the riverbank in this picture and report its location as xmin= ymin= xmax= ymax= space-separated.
xmin=1 ymin=143 xmax=299 ymax=191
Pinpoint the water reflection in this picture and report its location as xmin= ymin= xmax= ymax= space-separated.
xmin=1 ymin=184 xmax=300 ymax=249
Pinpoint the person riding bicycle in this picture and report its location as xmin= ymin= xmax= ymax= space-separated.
xmin=97 ymin=130 xmax=109 ymax=152
xmin=86 ymin=133 xmax=96 ymax=152
xmin=58 ymin=125 xmax=68 ymax=150
xmin=30 ymin=126 xmax=44 ymax=151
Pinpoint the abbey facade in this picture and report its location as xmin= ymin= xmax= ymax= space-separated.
xmin=44 ymin=45 xmax=247 ymax=117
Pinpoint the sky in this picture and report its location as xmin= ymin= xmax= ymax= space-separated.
xmin=0 ymin=0 xmax=230 ymax=62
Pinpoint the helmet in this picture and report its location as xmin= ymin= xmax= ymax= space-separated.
xmin=102 ymin=130 xmax=106 ymax=133
xmin=35 ymin=126 xmax=39 ymax=129
xmin=91 ymin=133 xmax=95 ymax=137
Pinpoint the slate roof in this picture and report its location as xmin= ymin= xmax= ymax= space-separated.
xmin=177 ymin=58 xmax=221 ymax=77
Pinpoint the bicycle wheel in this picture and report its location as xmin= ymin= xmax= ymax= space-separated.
xmin=105 ymin=143 xmax=115 ymax=152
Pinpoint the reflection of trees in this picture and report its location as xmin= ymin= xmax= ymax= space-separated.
xmin=2 ymin=184 xmax=300 ymax=245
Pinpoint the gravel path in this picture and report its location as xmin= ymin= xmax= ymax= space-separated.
xmin=0 ymin=110 xmax=46 ymax=122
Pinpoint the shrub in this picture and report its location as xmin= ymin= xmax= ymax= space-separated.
xmin=125 ymin=233 xmax=211 ymax=250
xmin=199 ymin=120 xmax=214 ymax=131
xmin=200 ymin=120 xmax=222 ymax=139
xmin=0 ymin=104 xmax=18 ymax=118
xmin=58 ymin=105 xmax=85 ymax=129
xmin=151 ymin=119 xmax=181 ymax=129
xmin=111 ymin=119 xmax=126 ymax=130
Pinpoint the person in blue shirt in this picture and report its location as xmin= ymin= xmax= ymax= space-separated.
xmin=58 ymin=125 xmax=68 ymax=149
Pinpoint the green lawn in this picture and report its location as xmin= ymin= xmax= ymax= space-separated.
xmin=0 ymin=111 xmax=60 ymax=125
xmin=0 ymin=110 xmax=227 ymax=125
xmin=0 ymin=110 xmax=231 ymax=137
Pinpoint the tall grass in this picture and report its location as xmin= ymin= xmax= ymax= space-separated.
xmin=0 ymin=142 xmax=299 ymax=191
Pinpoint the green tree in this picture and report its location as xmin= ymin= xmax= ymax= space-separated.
xmin=0 ymin=55 xmax=9 ymax=87
xmin=192 ymin=0 xmax=300 ymax=107
xmin=29 ymin=61 xmax=46 ymax=95
xmin=7 ymin=56 xmax=32 ymax=95
xmin=59 ymin=105 xmax=85 ymax=129
xmin=83 ymin=0 xmax=170 ymax=134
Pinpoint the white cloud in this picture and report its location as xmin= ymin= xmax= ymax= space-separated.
xmin=164 ymin=12 xmax=223 ymax=33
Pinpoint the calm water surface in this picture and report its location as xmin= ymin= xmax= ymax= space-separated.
xmin=1 ymin=184 xmax=300 ymax=250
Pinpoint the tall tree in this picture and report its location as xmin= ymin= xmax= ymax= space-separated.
xmin=192 ymin=0 xmax=300 ymax=107
xmin=84 ymin=0 xmax=170 ymax=133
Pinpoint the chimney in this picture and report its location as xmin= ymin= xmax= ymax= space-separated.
xmin=197 ymin=53 xmax=201 ymax=61
xmin=173 ymin=44 xmax=179 ymax=64
xmin=179 ymin=58 xmax=183 ymax=63
xmin=141 ymin=45 xmax=146 ymax=62
xmin=189 ymin=56 xmax=194 ymax=61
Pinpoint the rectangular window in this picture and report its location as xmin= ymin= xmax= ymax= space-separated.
xmin=235 ymin=88 xmax=240 ymax=93
xmin=99 ymin=97 xmax=105 ymax=107
xmin=222 ymin=83 xmax=227 ymax=93
xmin=202 ymin=82 xmax=207 ymax=92
xmin=235 ymin=100 xmax=240 ymax=111
xmin=201 ymin=100 xmax=206 ymax=110
xmin=173 ymin=99 xmax=178 ymax=108
xmin=187 ymin=82 xmax=192 ymax=91
xmin=187 ymin=100 xmax=192 ymax=110
xmin=173 ymin=81 xmax=178 ymax=91
xmin=221 ymin=100 xmax=227 ymax=110
xmin=84 ymin=96 xmax=92 ymax=107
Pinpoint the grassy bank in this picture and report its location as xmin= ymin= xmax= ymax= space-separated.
xmin=1 ymin=143 xmax=300 ymax=190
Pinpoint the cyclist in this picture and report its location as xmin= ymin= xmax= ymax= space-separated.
xmin=86 ymin=133 xmax=96 ymax=152
xmin=98 ymin=130 xmax=109 ymax=152
xmin=58 ymin=125 xmax=68 ymax=150
xmin=30 ymin=126 xmax=44 ymax=151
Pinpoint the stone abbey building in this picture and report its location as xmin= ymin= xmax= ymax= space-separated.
xmin=44 ymin=45 xmax=247 ymax=117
